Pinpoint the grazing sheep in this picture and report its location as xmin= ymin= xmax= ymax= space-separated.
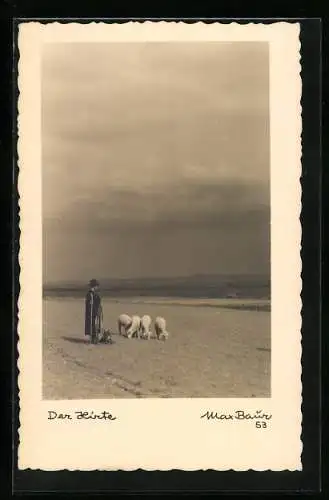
xmin=117 ymin=314 xmax=132 ymax=336
xmin=140 ymin=315 xmax=152 ymax=340
xmin=126 ymin=315 xmax=142 ymax=339
xmin=154 ymin=316 xmax=169 ymax=341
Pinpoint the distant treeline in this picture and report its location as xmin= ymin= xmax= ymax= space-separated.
xmin=43 ymin=275 xmax=270 ymax=300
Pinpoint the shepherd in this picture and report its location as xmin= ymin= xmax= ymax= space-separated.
xmin=85 ymin=279 xmax=103 ymax=344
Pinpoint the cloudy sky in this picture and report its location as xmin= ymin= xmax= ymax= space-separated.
xmin=42 ymin=42 xmax=270 ymax=284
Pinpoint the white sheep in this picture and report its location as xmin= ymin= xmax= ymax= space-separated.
xmin=140 ymin=315 xmax=152 ymax=340
xmin=117 ymin=314 xmax=132 ymax=336
xmin=126 ymin=315 xmax=142 ymax=339
xmin=154 ymin=316 xmax=169 ymax=341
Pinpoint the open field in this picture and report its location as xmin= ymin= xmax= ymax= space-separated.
xmin=43 ymin=297 xmax=271 ymax=399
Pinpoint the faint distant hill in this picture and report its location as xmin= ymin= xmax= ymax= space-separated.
xmin=43 ymin=273 xmax=271 ymax=300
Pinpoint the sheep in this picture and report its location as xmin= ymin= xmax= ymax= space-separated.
xmin=140 ymin=315 xmax=152 ymax=340
xmin=126 ymin=315 xmax=142 ymax=339
xmin=117 ymin=314 xmax=132 ymax=336
xmin=154 ymin=316 xmax=169 ymax=341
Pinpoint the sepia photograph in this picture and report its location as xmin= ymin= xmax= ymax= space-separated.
xmin=42 ymin=41 xmax=271 ymax=400
xmin=18 ymin=21 xmax=302 ymax=472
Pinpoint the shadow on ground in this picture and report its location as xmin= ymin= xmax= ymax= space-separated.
xmin=62 ymin=336 xmax=116 ymax=345
xmin=61 ymin=336 xmax=90 ymax=344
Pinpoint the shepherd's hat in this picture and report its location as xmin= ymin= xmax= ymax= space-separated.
xmin=89 ymin=278 xmax=100 ymax=287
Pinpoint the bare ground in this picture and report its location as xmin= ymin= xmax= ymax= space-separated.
xmin=43 ymin=297 xmax=271 ymax=399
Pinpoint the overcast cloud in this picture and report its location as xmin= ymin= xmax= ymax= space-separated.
xmin=42 ymin=42 xmax=270 ymax=283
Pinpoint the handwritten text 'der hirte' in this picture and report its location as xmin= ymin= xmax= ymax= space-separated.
xmin=47 ymin=410 xmax=117 ymax=421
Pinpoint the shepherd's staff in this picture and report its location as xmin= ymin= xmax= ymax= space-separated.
xmin=96 ymin=305 xmax=104 ymax=342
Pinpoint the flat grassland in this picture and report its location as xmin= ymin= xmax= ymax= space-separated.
xmin=43 ymin=297 xmax=271 ymax=399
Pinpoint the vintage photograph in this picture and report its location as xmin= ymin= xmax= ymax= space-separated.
xmin=18 ymin=21 xmax=302 ymax=472
xmin=42 ymin=41 xmax=271 ymax=400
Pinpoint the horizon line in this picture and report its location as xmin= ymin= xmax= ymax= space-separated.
xmin=44 ymin=272 xmax=271 ymax=285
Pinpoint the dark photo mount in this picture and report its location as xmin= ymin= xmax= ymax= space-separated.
xmin=3 ymin=9 xmax=322 ymax=496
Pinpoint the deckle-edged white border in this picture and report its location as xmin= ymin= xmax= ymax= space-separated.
xmin=17 ymin=21 xmax=302 ymax=471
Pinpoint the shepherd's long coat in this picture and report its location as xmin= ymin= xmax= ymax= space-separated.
xmin=85 ymin=290 xmax=102 ymax=336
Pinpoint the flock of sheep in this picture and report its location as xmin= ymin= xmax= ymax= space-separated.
xmin=118 ymin=314 xmax=169 ymax=341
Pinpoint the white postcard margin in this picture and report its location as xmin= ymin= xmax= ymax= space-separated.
xmin=17 ymin=21 xmax=302 ymax=471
